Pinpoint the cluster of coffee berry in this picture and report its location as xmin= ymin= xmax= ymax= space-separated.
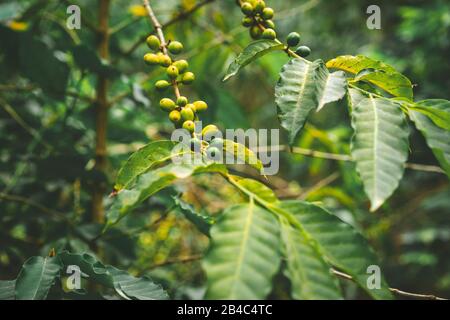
xmin=144 ymin=35 xmax=222 ymax=156
xmin=238 ymin=0 xmax=311 ymax=58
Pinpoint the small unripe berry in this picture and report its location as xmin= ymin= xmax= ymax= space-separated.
xmin=261 ymin=7 xmax=274 ymax=20
xmin=158 ymin=54 xmax=172 ymax=67
xmin=206 ymin=146 xmax=221 ymax=159
xmin=167 ymin=65 xmax=179 ymax=79
xmin=160 ymin=98 xmax=176 ymax=112
xmin=168 ymin=41 xmax=183 ymax=55
xmin=144 ymin=53 xmax=159 ymax=65
xmin=241 ymin=2 xmax=254 ymax=15
xmin=210 ymin=137 xmax=224 ymax=148
xmin=250 ymin=26 xmax=262 ymax=39
xmin=182 ymin=120 xmax=195 ymax=133
xmin=287 ymin=32 xmax=301 ymax=47
xmin=242 ymin=17 xmax=253 ymax=27
xmin=173 ymin=60 xmax=189 ymax=73
xmin=254 ymin=0 xmax=266 ymax=14
xmin=185 ymin=103 xmax=196 ymax=113
xmin=169 ymin=110 xmax=181 ymax=123
xmin=146 ymin=35 xmax=160 ymax=51
xmin=193 ymin=100 xmax=208 ymax=113
xmin=177 ymin=96 xmax=188 ymax=107
xmin=181 ymin=107 xmax=195 ymax=121
xmin=202 ymin=124 xmax=220 ymax=141
xmin=181 ymin=72 xmax=195 ymax=84
xmin=296 ymin=45 xmax=311 ymax=57
xmin=263 ymin=19 xmax=275 ymax=29
xmin=155 ymin=80 xmax=171 ymax=91
xmin=262 ymin=28 xmax=276 ymax=40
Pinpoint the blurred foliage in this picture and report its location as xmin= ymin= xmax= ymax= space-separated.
xmin=0 ymin=0 xmax=448 ymax=299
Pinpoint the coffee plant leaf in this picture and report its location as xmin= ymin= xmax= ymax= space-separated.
xmin=223 ymin=139 xmax=263 ymax=172
xmin=408 ymin=99 xmax=450 ymax=131
xmin=317 ymin=70 xmax=348 ymax=111
xmin=173 ymin=196 xmax=215 ymax=237
xmin=0 ymin=280 xmax=16 ymax=300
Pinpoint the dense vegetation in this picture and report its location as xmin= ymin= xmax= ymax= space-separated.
xmin=0 ymin=0 xmax=449 ymax=300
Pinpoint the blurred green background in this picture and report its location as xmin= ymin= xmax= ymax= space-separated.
xmin=0 ymin=0 xmax=449 ymax=299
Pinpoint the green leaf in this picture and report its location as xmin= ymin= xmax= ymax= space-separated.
xmin=276 ymin=201 xmax=393 ymax=300
xmin=279 ymin=217 xmax=343 ymax=300
xmin=223 ymin=140 xmax=263 ymax=173
xmin=203 ymin=202 xmax=281 ymax=299
xmin=15 ymin=256 xmax=62 ymax=300
xmin=349 ymin=88 xmax=409 ymax=211
xmin=410 ymin=108 xmax=450 ymax=178
xmin=114 ymin=140 xmax=178 ymax=191
xmin=408 ymin=99 xmax=450 ymax=131
xmin=107 ymin=163 xmax=227 ymax=226
xmin=327 ymin=55 xmax=413 ymax=100
xmin=223 ymin=40 xmax=284 ymax=81
xmin=275 ymin=59 xmax=328 ymax=144
xmin=317 ymin=71 xmax=348 ymax=111
xmin=233 ymin=177 xmax=279 ymax=203
xmin=0 ymin=280 xmax=16 ymax=300
xmin=173 ymin=196 xmax=215 ymax=236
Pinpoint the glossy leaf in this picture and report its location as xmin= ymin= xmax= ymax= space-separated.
xmin=349 ymin=88 xmax=409 ymax=211
xmin=223 ymin=40 xmax=284 ymax=81
xmin=409 ymin=99 xmax=450 ymax=131
xmin=317 ymin=71 xmax=347 ymax=111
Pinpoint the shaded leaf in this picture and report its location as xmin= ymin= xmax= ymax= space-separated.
xmin=409 ymin=99 xmax=450 ymax=131
xmin=0 ymin=280 xmax=16 ymax=300
xmin=317 ymin=71 xmax=347 ymax=111
xmin=173 ymin=196 xmax=215 ymax=236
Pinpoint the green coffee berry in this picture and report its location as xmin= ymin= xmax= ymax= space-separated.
xmin=263 ymin=19 xmax=275 ymax=29
xmin=185 ymin=103 xmax=196 ymax=113
xmin=169 ymin=110 xmax=181 ymax=123
xmin=168 ymin=41 xmax=183 ymax=55
xmin=167 ymin=65 xmax=179 ymax=79
xmin=202 ymin=124 xmax=220 ymax=141
xmin=241 ymin=2 xmax=253 ymax=15
xmin=242 ymin=17 xmax=253 ymax=27
xmin=182 ymin=120 xmax=195 ymax=133
xmin=144 ymin=53 xmax=159 ymax=65
xmin=146 ymin=35 xmax=160 ymax=51
xmin=177 ymin=96 xmax=188 ymax=107
xmin=181 ymin=107 xmax=195 ymax=121
xmin=254 ymin=0 xmax=266 ymax=14
xmin=262 ymin=28 xmax=276 ymax=40
xmin=155 ymin=80 xmax=171 ymax=91
xmin=193 ymin=100 xmax=208 ymax=112
xmin=287 ymin=32 xmax=301 ymax=47
xmin=181 ymin=72 xmax=195 ymax=84
xmin=173 ymin=60 xmax=189 ymax=73
xmin=296 ymin=45 xmax=311 ymax=57
xmin=189 ymin=138 xmax=202 ymax=152
xmin=160 ymin=98 xmax=176 ymax=112
xmin=250 ymin=26 xmax=262 ymax=39
xmin=261 ymin=7 xmax=274 ymax=20
xmin=209 ymin=137 xmax=224 ymax=148
xmin=159 ymin=54 xmax=172 ymax=67
xmin=206 ymin=146 xmax=221 ymax=159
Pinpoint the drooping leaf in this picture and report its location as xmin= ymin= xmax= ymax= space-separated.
xmin=0 ymin=280 xmax=16 ymax=300
xmin=279 ymin=217 xmax=343 ymax=300
xmin=173 ymin=196 xmax=215 ymax=236
xmin=233 ymin=177 xmax=279 ymax=203
xmin=223 ymin=40 xmax=284 ymax=81
xmin=114 ymin=140 xmax=178 ymax=191
xmin=223 ymin=139 xmax=263 ymax=173
xmin=203 ymin=202 xmax=281 ymax=299
xmin=410 ymin=108 xmax=450 ymax=178
xmin=349 ymin=88 xmax=409 ymax=211
xmin=317 ymin=71 xmax=348 ymax=111
xmin=275 ymin=59 xmax=328 ymax=144
xmin=15 ymin=256 xmax=62 ymax=300
xmin=276 ymin=201 xmax=393 ymax=300
xmin=327 ymin=55 xmax=413 ymax=100
xmin=408 ymin=99 xmax=450 ymax=131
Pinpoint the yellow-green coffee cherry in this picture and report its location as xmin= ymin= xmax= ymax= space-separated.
xmin=241 ymin=2 xmax=253 ymax=15
xmin=287 ymin=32 xmax=301 ymax=47
xmin=185 ymin=103 xmax=196 ymax=112
xmin=263 ymin=19 xmax=275 ymax=29
xmin=181 ymin=72 xmax=195 ymax=84
xmin=262 ymin=28 xmax=276 ymax=40
xmin=144 ymin=53 xmax=159 ymax=65
xmin=169 ymin=110 xmax=181 ymax=123
xmin=242 ymin=17 xmax=253 ymax=27
xmin=173 ymin=60 xmax=188 ymax=73
xmin=193 ymin=100 xmax=208 ymax=112
xmin=206 ymin=146 xmax=221 ymax=159
xmin=296 ymin=45 xmax=311 ymax=57
xmin=202 ymin=124 xmax=220 ymax=141
xmin=146 ymin=35 xmax=160 ymax=51
xmin=168 ymin=41 xmax=183 ymax=55
xmin=181 ymin=107 xmax=195 ymax=121
xmin=250 ymin=26 xmax=262 ymax=39
xmin=177 ymin=96 xmax=188 ymax=107
xmin=261 ymin=7 xmax=274 ymax=20
xmin=158 ymin=54 xmax=172 ymax=67
xmin=210 ymin=137 xmax=224 ymax=148
xmin=254 ymin=0 xmax=266 ymax=14
xmin=155 ymin=80 xmax=171 ymax=91
xmin=167 ymin=65 xmax=179 ymax=79
xmin=160 ymin=98 xmax=176 ymax=112
xmin=182 ymin=120 xmax=195 ymax=133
